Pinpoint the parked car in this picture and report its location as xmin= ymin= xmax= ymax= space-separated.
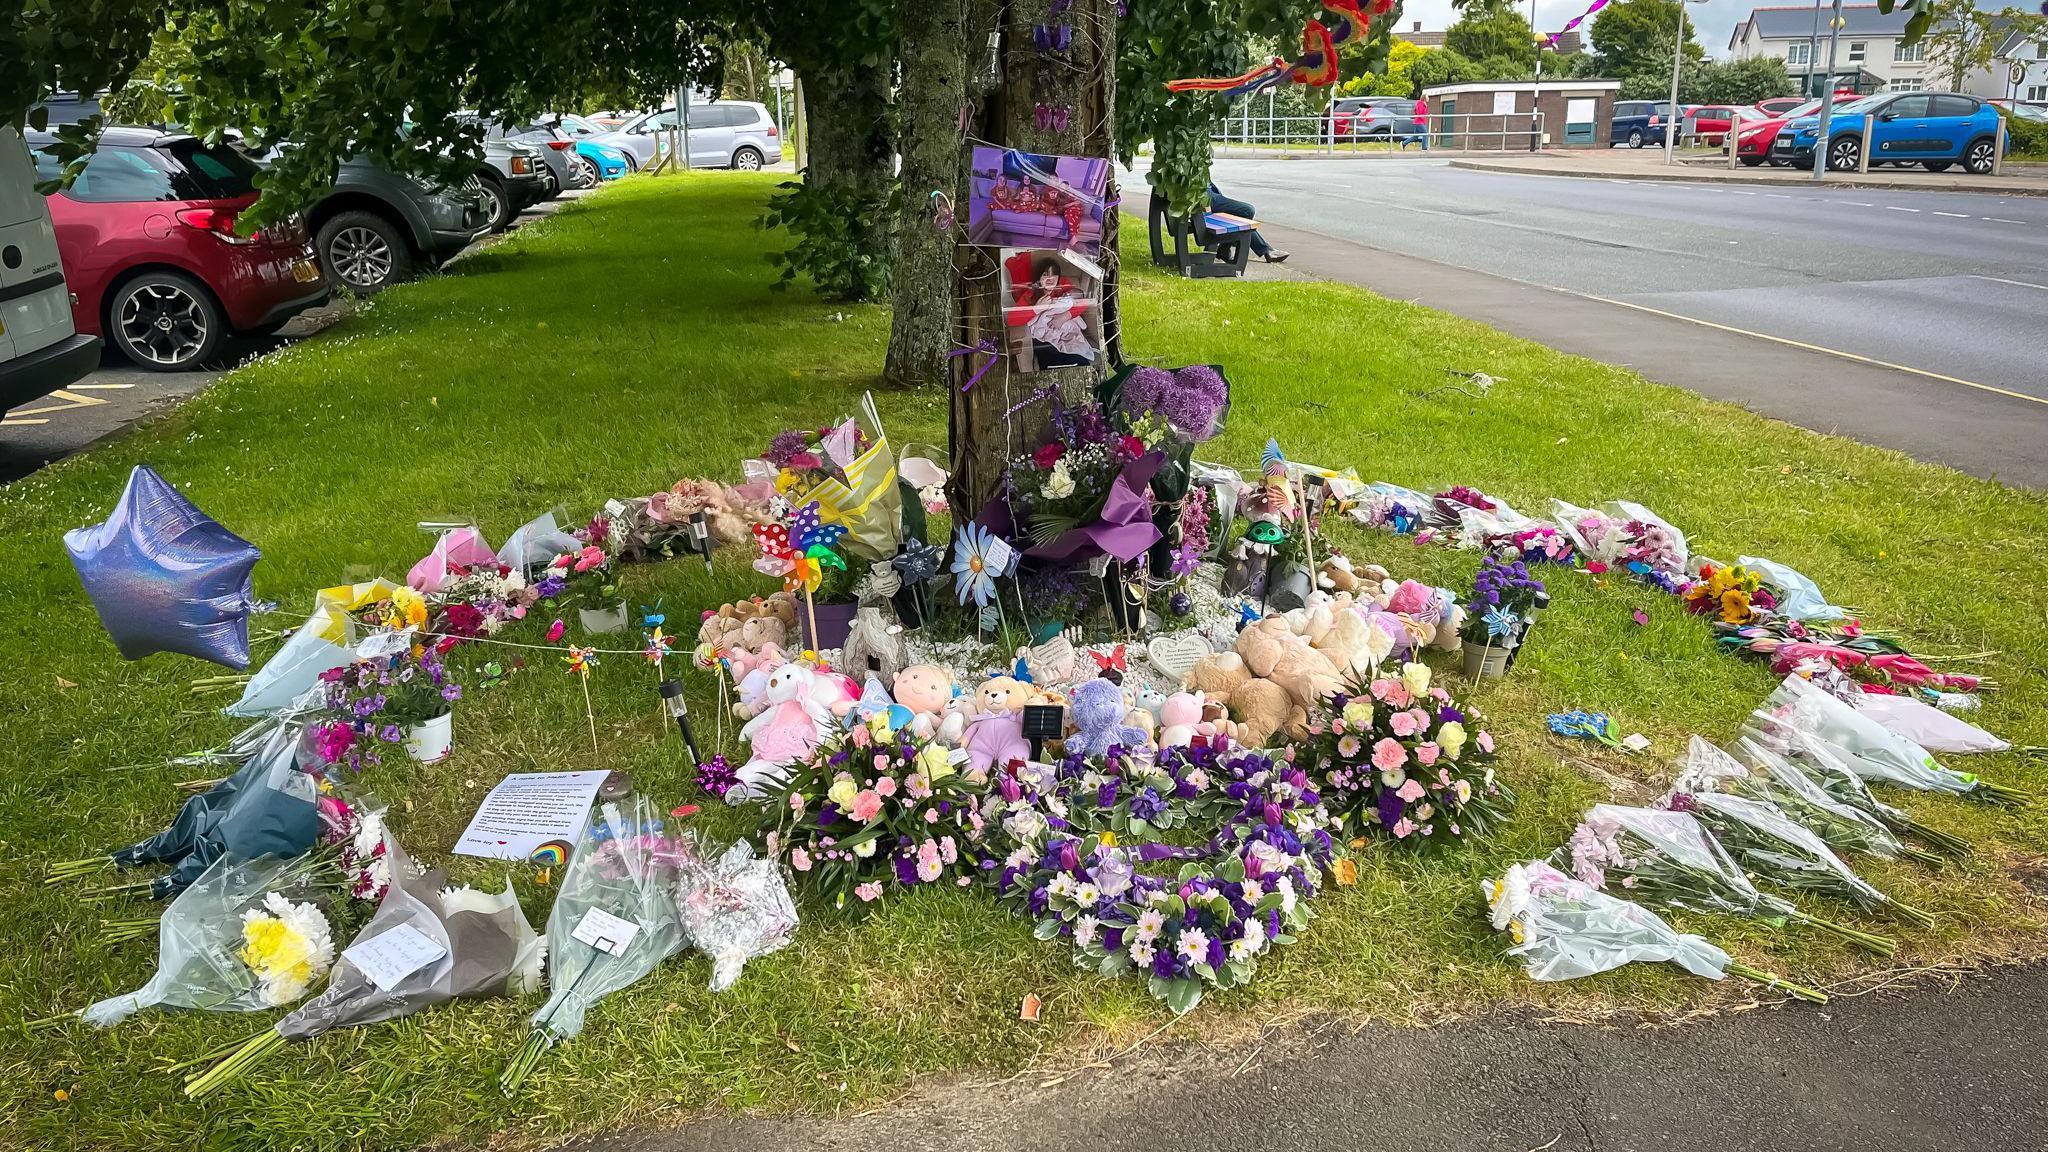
xmin=1686 ymin=105 xmax=1743 ymax=146
xmin=283 ymin=154 xmax=489 ymax=294
xmin=2 ymin=127 xmax=100 ymax=408
xmin=612 ymin=102 xmax=783 ymax=170
xmin=1733 ymin=99 xmax=1821 ymax=165
xmin=465 ymin=115 xmax=580 ymax=197
xmin=1610 ymin=101 xmax=1679 ymax=148
xmin=25 ymin=127 xmax=328 ymax=371
xmin=1327 ymin=96 xmax=1425 ymax=138
xmin=1754 ymin=96 xmax=1808 ymax=118
xmin=1775 ymin=91 xmax=2005 ymax=173
xmin=476 ymin=138 xmax=549 ymax=231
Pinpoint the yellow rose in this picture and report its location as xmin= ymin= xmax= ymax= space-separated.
xmin=1342 ymin=701 xmax=1373 ymax=729
xmin=827 ymin=777 xmax=859 ymax=809
xmin=1400 ymin=661 xmax=1431 ymax=698
xmin=866 ymin=712 xmax=894 ymax=740
xmin=917 ymin=744 xmax=953 ymax=780
xmin=1438 ymin=721 xmax=1466 ymax=760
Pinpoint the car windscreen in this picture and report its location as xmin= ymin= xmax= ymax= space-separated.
xmin=159 ymin=137 xmax=261 ymax=198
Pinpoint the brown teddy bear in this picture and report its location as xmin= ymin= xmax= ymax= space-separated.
xmin=1181 ymin=651 xmax=1295 ymax=748
xmin=973 ymin=675 xmax=1035 ymax=715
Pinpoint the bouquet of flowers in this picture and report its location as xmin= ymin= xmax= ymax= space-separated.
xmin=1551 ymin=499 xmax=1689 ymax=588
xmin=1557 ymin=802 xmax=1896 ymax=957
xmin=760 ymin=422 xmax=872 ymax=496
xmin=1107 ymin=364 xmax=1229 ymax=444
xmin=79 ymin=853 xmax=339 ymax=1028
xmin=1496 ymin=523 xmax=1576 ymax=565
xmin=1349 ymin=482 xmax=1430 ymax=535
xmin=1717 ymin=619 xmax=1987 ymax=695
xmin=1006 ymin=398 xmax=1169 ymax=546
xmin=673 ymin=837 xmax=798 ymax=991
xmin=185 ymin=837 xmax=543 ymax=1099
xmin=1692 ymin=736 xmax=1945 ymax=867
xmin=1742 ymin=725 xmax=1972 ymax=858
xmin=540 ymin=544 xmax=618 ymax=607
xmin=1459 ymin=556 xmax=1545 ymax=648
xmin=1483 ymin=861 xmax=1825 ymax=1001
xmin=434 ymin=561 xmax=536 ymax=634
xmin=761 ymin=718 xmax=987 ymax=911
xmin=1680 ymin=560 xmax=1778 ymax=626
xmin=310 ymin=643 xmax=462 ymax=771
xmin=1741 ymin=673 xmax=2023 ymax=805
xmin=1670 ymin=790 xmax=1933 ymax=928
xmin=501 ymin=795 xmax=687 ymax=1094
xmin=1300 ymin=664 xmax=1514 ymax=847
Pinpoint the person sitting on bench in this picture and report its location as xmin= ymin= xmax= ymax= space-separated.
xmin=1206 ymin=182 xmax=1289 ymax=264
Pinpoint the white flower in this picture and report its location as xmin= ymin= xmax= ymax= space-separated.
xmin=239 ymin=892 xmax=335 ymax=1007
xmin=1048 ymin=872 xmax=1076 ymax=898
xmin=1129 ymin=939 xmax=1156 ymax=966
xmin=1400 ymin=661 xmax=1431 ymax=698
xmin=1074 ymin=913 xmax=1100 ymax=950
xmin=1239 ymin=878 xmax=1265 ymax=902
xmin=853 ymin=837 xmax=878 ymax=858
xmin=1177 ymin=927 xmax=1211 ymax=966
xmin=1135 ymin=908 xmax=1165 ymax=943
xmin=1276 ymin=875 xmax=1298 ymax=916
xmin=1073 ymin=882 xmax=1101 ymax=907
xmin=1229 ymin=915 xmax=1268 ymax=961
xmin=1484 ymin=864 xmax=1534 ymax=931
xmin=1045 ymin=461 xmax=1075 ymax=499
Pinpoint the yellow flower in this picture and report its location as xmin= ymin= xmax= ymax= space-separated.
xmin=775 ymin=469 xmax=799 ymax=493
xmin=1331 ymin=857 xmax=1358 ymax=887
xmin=917 ymin=743 xmax=953 ymax=781
xmin=390 ymin=587 xmax=428 ymax=629
xmin=867 ymin=712 xmax=895 ymax=740
xmin=1400 ymin=661 xmax=1431 ymax=699
xmin=1439 ymin=721 xmax=1467 ymax=760
xmin=1508 ymin=919 xmax=1525 ymax=945
xmin=1098 ymin=831 xmax=1117 ymax=847
xmin=827 ymin=777 xmax=859 ymax=809
xmin=1342 ymin=701 xmax=1373 ymax=729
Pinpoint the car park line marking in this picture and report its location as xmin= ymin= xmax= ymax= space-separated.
xmin=1971 ymin=275 xmax=2048 ymax=292
xmin=1765 ymin=193 xmax=1792 ymax=198
xmin=69 ymin=382 xmax=135 ymax=391
xmin=3 ymin=390 xmax=111 ymax=419
xmin=1984 ymin=217 xmax=2026 ymax=224
xmin=1553 ymin=289 xmax=2048 ymax=408
xmin=1839 ymin=201 xmax=1874 ymax=207
xmin=0 ymin=417 xmax=50 ymax=426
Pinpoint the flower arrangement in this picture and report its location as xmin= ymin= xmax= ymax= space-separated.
xmin=1459 ymin=556 xmax=1545 ymax=647
xmin=761 ymin=422 xmax=870 ymax=495
xmin=760 ymin=719 xmax=988 ymax=911
xmin=1501 ymin=524 xmax=1575 ymax=565
xmin=311 ymin=646 xmax=462 ymax=771
xmin=435 ymin=562 xmax=536 ymax=633
xmin=1171 ymin=484 xmax=1213 ymax=576
xmin=1668 ymin=790 xmax=1934 ymax=928
xmin=1005 ymin=397 xmax=1166 ymax=545
xmin=239 ymin=892 xmax=337 ymax=1007
xmin=1682 ymin=561 xmax=1775 ymax=625
xmin=543 ymin=544 xmax=618 ymax=606
xmin=1112 ymin=364 xmax=1229 ymax=443
xmin=1299 ymin=664 xmax=1514 ymax=846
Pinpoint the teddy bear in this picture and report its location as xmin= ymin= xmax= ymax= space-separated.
xmin=974 ymin=675 xmax=1035 ymax=716
xmin=838 ymin=606 xmax=908 ymax=682
xmin=963 ymin=711 xmax=1030 ymax=774
xmin=1317 ymin=554 xmax=1368 ymax=595
xmin=1066 ymin=679 xmax=1150 ymax=759
xmin=892 ymin=663 xmax=954 ymax=740
xmin=732 ymin=663 xmax=837 ymax=800
xmin=1157 ymin=691 xmax=1204 ymax=747
xmin=647 ymin=477 xmax=751 ymax=548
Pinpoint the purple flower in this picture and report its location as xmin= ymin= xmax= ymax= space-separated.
xmin=379 ymin=724 xmax=402 ymax=743
xmin=534 ymin=574 xmax=566 ymax=599
xmin=1377 ymin=787 xmax=1407 ymax=829
xmin=1130 ymin=787 xmax=1168 ymax=823
xmin=440 ymin=684 xmax=462 ymax=702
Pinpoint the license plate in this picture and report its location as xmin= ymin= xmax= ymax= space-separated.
xmin=292 ymin=259 xmax=321 ymax=284
xmin=1777 ymin=134 xmax=1792 ymax=146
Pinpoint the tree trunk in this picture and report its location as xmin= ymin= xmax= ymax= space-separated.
xmin=883 ymin=0 xmax=974 ymax=389
xmin=947 ymin=0 xmax=1120 ymax=518
xmin=802 ymin=64 xmax=894 ymax=191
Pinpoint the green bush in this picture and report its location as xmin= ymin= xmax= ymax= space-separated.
xmin=2001 ymin=110 xmax=2048 ymax=158
xmin=758 ymin=174 xmax=898 ymax=302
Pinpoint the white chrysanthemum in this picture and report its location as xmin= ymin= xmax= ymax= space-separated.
xmin=1484 ymin=863 xmax=1535 ymax=932
xmin=1073 ymin=913 xmax=1100 ymax=951
xmin=239 ymin=892 xmax=335 ymax=1007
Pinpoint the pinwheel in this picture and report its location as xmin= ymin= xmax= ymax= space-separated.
xmin=751 ymin=502 xmax=848 ymax=652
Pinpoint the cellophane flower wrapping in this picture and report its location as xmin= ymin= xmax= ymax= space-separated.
xmin=1674 ymin=791 xmax=1891 ymax=913
xmin=1554 ymin=802 xmax=1791 ymax=919
xmin=528 ymin=796 xmax=686 ymax=1045
xmin=111 ymin=717 xmax=321 ymax=899
xmin=1483 ymin=860 xmax=1734 ymax=983
xmin=83 ymin=853 xmax=332 ymax=1027
xmin=275 ymin=837 xmax=541 ymax=1042
xmin=1743 ymin=673 xmax=1984 ymax=797
xmin=673 ymin=839 xmax=798 ymax=992
xmin=1724 ymin=736 xmax=1915 ymax=861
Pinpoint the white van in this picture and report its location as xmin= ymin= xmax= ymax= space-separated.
xmin=2 ymin=126 xmax=100 ymax=411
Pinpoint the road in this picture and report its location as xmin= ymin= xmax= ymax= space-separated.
xmin=580 ymin=962 xmax=2048 ymax=1152
xmin=0 ymin=189 xmax=584 ymax=484
xmin=1204 ymin=157 xmax=2048 ymax=486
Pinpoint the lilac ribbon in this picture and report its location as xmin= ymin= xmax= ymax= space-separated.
xmin=1547 ymin=0 xmax=1610 ymax=46
xmin=950 ymin=339 xmax=1000 ymax=392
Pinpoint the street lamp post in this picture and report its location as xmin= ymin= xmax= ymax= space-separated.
xmin=1805 ymin=0 xmax=1825 ymax=96
xmin=1811 ymin=0 xmax=1846 ymax=181
xmin=1662 ymin=0 xmax=1702 ymax=164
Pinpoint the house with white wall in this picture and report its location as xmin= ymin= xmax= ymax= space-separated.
xmin=1993 ymin=25 xmax=2048 ymax=103
xmin=1727 ymin=4 xmax=2003 ymax=96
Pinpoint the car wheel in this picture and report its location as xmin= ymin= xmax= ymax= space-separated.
xmin=317 ymin=210 xmax=414 ymax=294
xmin=479 ymin=177 xmax=513 ymax=232
xmin=1826 ymin=135 xmax=1860 ymax=172
xmin=731 ymin=146 xmax=765 ymax=171
xmin=1963 ymin=137 xmax=1995 ymax=175
xmin=1627 ymin=129 xmax=1644 ymax=148
xmin=107 ymin=271 xmax=223 ymax=371
xmin=570 ymin=155 xmax=597 ymax=186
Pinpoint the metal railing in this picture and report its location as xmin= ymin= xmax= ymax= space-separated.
xmin=1210 ymin=111 xmax=1549 ymax=154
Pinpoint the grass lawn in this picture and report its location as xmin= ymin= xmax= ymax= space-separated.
xmin=3 ymin=173 xmax=2045 ymax=1152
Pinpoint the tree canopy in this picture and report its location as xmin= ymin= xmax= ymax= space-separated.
xmin=1589 ymin=0 xmax=1702 ymax=78
xmin=1445 ymin=0 xmax=1536 ymax=66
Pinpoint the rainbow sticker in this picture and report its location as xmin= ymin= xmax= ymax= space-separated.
xmin=528 ymin=839 xmax=573 ymax=867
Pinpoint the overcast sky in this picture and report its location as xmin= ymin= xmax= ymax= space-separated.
xmin=1394 ymin=0 xmax=1983 ymax=60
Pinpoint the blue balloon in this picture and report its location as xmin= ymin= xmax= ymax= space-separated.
xmin=65 ymin=465 xmax=262 ymax=669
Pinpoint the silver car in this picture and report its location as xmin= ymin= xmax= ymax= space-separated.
xmin=603 ymin=102 xmax=783 ymax=170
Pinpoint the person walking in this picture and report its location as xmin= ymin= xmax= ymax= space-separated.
xmin=1205 ymin=182 xmax=1289 ymax=263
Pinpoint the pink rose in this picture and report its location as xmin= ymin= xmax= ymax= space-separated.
xmin=924 ymin=808 xmax=941 ymax=824
xmin=873 ymin=754 xmax=891 ymax=772
xmin=1477 ymin=730 xmax=1495 ymax=754
xmin=1330 ymin=719 xmax=1346 ymax=736
xmin=855 ymin=881 xmax=883 ymax=903
xmin=572 ymin=545 xmax=606 ymax=573
xmin=1396 ymin=779 xmax=1426 ymax=802
xmin=876 ymin=776 xmax=898 ymax=797
xmin=849 ymin=725 xmax=872 ymax=748
xmin=1405 ymin=708 xmax=1431 ymax=732
xmin=1415 ymin=742 xmax=1440 ymax=766
xmin=1371 ymin=738 xmax=1408 ymax=771
xmin=1388 ymin=711 xmax=1419 ymax=738
xmin=547 ymin=618 xmax=566 ymax=643
xmin=850 ymin=790 xmax=884 ymax=823
xmin=790 ymin=847 xmax=813 ymax=872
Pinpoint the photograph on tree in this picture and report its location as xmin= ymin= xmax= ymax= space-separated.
xmin=999 ymin=248 xmax=1103 ymax=373
xmin=966 ymin=147 xmax=1111 ymax=256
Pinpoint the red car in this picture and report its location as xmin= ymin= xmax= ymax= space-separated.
xmin=1733 ymin=99 xmax=1823 ymax=165
xmin=28 ymin=127 xmax=328 ymax=371
xmin=1688 ymin=105 xmax=1742 ymax=146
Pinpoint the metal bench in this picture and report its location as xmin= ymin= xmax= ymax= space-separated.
xmin=1147 ymin=195 xmax=1257 ymax=278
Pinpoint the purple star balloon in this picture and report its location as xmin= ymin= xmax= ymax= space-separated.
xmin=65 ymin=465 xmax=262 ymax=669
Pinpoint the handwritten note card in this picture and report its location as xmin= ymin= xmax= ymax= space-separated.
xmin=451 ymin=769 xmax=610 ymax=861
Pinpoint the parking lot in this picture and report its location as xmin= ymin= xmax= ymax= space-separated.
xmin=1 ymin=189 xmax=584 ymax=483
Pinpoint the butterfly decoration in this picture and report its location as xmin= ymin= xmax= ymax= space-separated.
xmin=1034 ymin=103 xmax=1071 ymax=133
xmin=1033 ymin=22 xmax=1072 ymax=52
xmin=1236 ymin=601 xmax=1263 ymax=631
xmin=1089 ymin=645 xmax=1128 ymax=674
xmin=639 ymin=600 xmax=666 ymax=629
xmin=751 ymin=501 xmax=848 ymax=594
xmin=564 ymin=646 xmax=598 ymax=676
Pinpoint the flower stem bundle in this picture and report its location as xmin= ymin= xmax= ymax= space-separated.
xmin=1678 ymin=791 xmax=1934 ymax=929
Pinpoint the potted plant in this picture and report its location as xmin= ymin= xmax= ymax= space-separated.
xmin=314 ymin=642 xmax=464 ymax=767
xmin=544 ymin=544 xmax=624 ymax=633
xmin=1460 ymin=556 xmax=1545 ymax=680
xmin=386 ymin=643 xmax=462 ymax=762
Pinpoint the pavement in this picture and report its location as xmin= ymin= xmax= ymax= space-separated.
xmin=575 ymin=961 xmax=2048 ymax=1152
xmin=0 ymin=188 xmax=588 ymax=484
xmin=1450 ymin=148 xmax=2048 ymax=196
xmin=1203 ymin=156 xmax=2048 ymax=488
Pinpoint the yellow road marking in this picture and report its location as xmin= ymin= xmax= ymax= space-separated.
xmin=69 ymin=382 xmax=136 ymax=391
xmin=0 ymin=417 xmax=50 ymax=426
xmin=4 ymin=389 xmax=112 ymax=418
xmin=1546 ymin=288 xmax=2048 ymax=408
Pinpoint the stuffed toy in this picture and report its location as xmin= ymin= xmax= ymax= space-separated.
xmin=974 ymin=675 xmax=1035 ymax=716
xmin=963 ymin=711 xmax=1030 ymax=774
xmin=1067 ymin=679 xmax=1149 ymax=759
xmin=838 ymin=606 xmax=908 ymax=682
xmin=733 ymin=664 xmax=836 ymax=800
xmin=893 ymin=663 xmax=955 ymax=740
xmin=1157 ymin=691 xmax=1205 ymax=747
xmin=1229 ymin=679 xmax=1296 ymax=747
xmin=646 ymin=478 xmax=750 ymax=548
xmin=1317 ymin=554 xmax=1368 ymax=595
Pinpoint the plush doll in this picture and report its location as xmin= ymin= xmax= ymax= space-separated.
xmin=1157 ymin=691 xmax=1205 ymax=748
xmin=1233 ymin=617 xmax=1299 ymax=679
xmin=647 ymin=478 xmax=750 ymax=547
xmin=1067 ymin=679 xmax=1149 ymax=759
xmin=733 ymin=664 xmax=836 ymax=800
xmin=963 ymin=711 xmax=1030 ymax=774
xmin=974 ymin=675 xmax=1035 ymax=716
xmin=1317 ymin=554 xmax=1368 ymax=595
xmin=838 ymin=606 xmax=908 ymax=682
xmin=893 ymin=663 xmax=955 ymax=739
xmin=938 ymin=692 xmax=975 ymax=746
xmin=1228 ymin=679 xmax=1296 ymax=747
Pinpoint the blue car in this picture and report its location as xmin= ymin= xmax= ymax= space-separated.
xmin=1773 ymin=91 xmax=2005 ymax=174
xmin=575 ymin=141 xmax=629 ymax=181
